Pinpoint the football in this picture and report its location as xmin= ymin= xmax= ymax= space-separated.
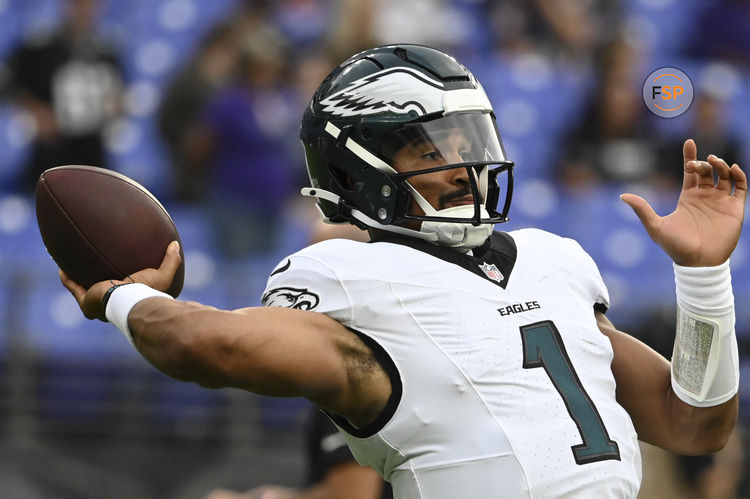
xmin=35 ymin=165 xmax=184 ymax=297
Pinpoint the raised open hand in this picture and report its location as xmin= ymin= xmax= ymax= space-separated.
xmin=620 ymin=139 xmax=746 ymax=267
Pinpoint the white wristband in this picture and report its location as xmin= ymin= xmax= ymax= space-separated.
xmin=671 ymin=261 xmax=738 ymax=407
xmin=105 ymin=283 xmax=173 ymax=347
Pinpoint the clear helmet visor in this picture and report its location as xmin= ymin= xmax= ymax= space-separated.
xmin=379 ymin=112 xmax=512 ymax=222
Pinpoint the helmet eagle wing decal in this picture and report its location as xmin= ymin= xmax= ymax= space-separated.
xmin=319 ymin=68 xmax=445 ymax=117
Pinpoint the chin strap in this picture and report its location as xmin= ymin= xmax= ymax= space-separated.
xmin=419 ymin=205 xmax=494 ymax=249
xmin=301 ymin=187 xmax=493 ymax=250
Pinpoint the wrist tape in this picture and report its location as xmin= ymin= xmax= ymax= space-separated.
xmin=672 ymin=260 xmax=738 ymax=407
xmin=104 ymin=283 xmax=173 ymax=347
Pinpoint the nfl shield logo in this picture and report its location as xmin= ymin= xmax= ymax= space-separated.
xmin=479 ymin=263 xmax=504 ymax=282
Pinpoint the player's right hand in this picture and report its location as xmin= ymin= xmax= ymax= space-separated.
xmin=60 ymin=241 xmax=181 ymax=321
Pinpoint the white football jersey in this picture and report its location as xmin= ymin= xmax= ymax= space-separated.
xmin=262 ymin=228 xmax=641 ymax=499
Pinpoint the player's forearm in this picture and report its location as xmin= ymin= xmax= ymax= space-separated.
xmin=128 ymin=297 xmax=234 ymax=387
xmin=599 ymin=313 xmax=737 ymax=454
xmin=665 ymin=390 xmax=738 ymax=455
xmin=101 ymin=282 xmax=355 ymax=419
xmin=665 ymin=261 xmax=739 ymax=453
xmin=611 ymin=338 xmax=736 ymax=454
xmin=634 ymin=260 xmax=739 ymax=453
xmin=125 ymin=298 xmax=347 ymax=404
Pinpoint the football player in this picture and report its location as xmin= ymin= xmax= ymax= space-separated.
xmin=60 ymin=45 xmax=745 ymax=498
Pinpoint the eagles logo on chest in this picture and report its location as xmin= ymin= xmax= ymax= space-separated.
xmin=262 ymin=287 xmax=320 ymax=310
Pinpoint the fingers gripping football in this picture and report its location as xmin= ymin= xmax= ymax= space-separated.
xmin=60 ymin=241 xmax=182 ymax=321
xmin=135 ymin=241 xmax=183 ymax=292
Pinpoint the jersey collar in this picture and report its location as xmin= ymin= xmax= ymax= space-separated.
xmin=371 ymin=231 xmax=517 ymax=289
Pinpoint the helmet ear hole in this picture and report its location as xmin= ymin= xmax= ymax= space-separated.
xmin=328 ymin=164 xmax=357 ymax=192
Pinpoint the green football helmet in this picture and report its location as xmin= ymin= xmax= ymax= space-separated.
xmin=300 ymin=44 xmax=514 ymax=249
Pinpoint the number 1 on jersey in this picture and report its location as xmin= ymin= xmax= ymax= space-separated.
xmin=520 ymin=320 xmax=621 ymax=465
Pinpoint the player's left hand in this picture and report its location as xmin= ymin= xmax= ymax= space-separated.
xmin=621 ymin=139 xmax=746 ymax=267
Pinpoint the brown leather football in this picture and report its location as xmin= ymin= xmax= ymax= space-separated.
xmin=35 ymin=165 xmax=184 ymax=297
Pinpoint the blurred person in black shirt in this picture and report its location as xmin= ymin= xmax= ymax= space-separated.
xmin=4 ymin=0 xmax=123 ymax=192
xmin=205 ymin=408 xmax=392 ymax=499
xmin=557 ymin=38 xmax=671 ymax=191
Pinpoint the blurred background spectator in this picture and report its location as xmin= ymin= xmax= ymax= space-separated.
xmin=157 ymin=19 xmax=242 ymax=202
xmin=183 ymin=24 xmax=298 ymax=259
xmin=684 ymin=0 xmax=750 ymax=68
xmin=1 ymin=0 xmax=123 ymax=193
xmin=204 ymin=406 xmax=391 ymax=499
xmin=485 ymin=0 xmax=622 ymax=65
xmin=656 ymin=89 xmax=744 ymax=189
xmin=0 ymin=0 xmax=748 ymax=498
xmin=556 ymin=37 xmax=672 ymax=190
